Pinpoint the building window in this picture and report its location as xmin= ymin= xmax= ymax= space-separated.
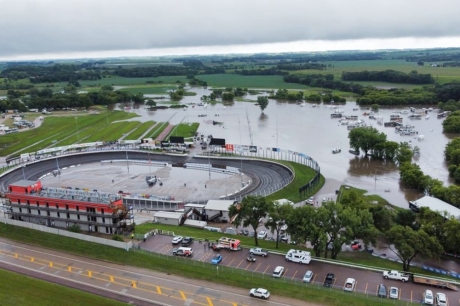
xmin=77 ymin=215 xmax=80 ymax=220
xmin=66 ymin=213 xmax=70 ymax=219
xmin=105 ymin=227 xmax=109 ymax=233
xmin=102 ymin=217 xmax=105 ymax=223
xmin=47 ymin=211 xmax=50 ymax=216
xmin=19 ymin=208 xmax=22 ymax=213
xmin=57 ymin=212 xmax=60 ymax=218
xmin=38 ymin=210 xmax=41 ymax=215
xmin=28 ymin=208 xmax=31 ymax=214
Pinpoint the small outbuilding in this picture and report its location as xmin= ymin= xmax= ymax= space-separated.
xmin=153 ymin=211 xmax=184 ymax=226
xmin=204 ymin=199 xmax=237 ymax=223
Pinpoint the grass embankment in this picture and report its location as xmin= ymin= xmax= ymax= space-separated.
xmin=148 ymin=122 xmax=169 ymax=139
xmin=265 ymin=160 xmax=325 ymax=203
xmin=124 ymin=121 xmax=156 ymax=140
xmin=166 ymin=122 xmax=199 ymax=140
xmin=0 ymin=223 xmax=404 ymax=306
xmin=0 ymin=268 xmax=125 ymax=306
xmin=0 ymin=111 xmax=138 ymax=157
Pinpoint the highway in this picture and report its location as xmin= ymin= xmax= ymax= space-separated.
xmin=0 ymin=239 xmax=312 ymax=306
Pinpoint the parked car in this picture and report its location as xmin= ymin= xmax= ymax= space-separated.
xmin=171 ymin=236 xmax=183 ymax=244
xmin=424 ymin=290 xmax=434 ymax=305
xmin=181 ymin=237 xmax=194 ymax=246
xmin=257 ymin=230 xmax=267 ymax=239
xmin=280 ymin=224 xmax=288 ymax=231
xmin=249 ymin=288 xmax=270 ymax=299
xmin=272 ymin=266 xmax=285 ymax=278
xmin=246 ymin=254 xmax=256 ymax=262
xmin=323 ymin=273 xmax=335 ymax=287
xmin=306 ymin=197 xmax=314 ymax=205
xmin=248 ymin=231 xmax=255 ymax=238
xmin=303 ymin=270 xmax=314 ymax=283
xmin=249 ymin=248 xmax=268 ymax=257
xmin=351 ymin=241 xmax=362 ymax=250
xmin=243 ymin=229 xmax=249 ymax=236
xmin=344 ymin=278 xmax=356 ymax=292
xmin=211 ymin=254 xmax=223 ymax=264
xmin=377 ymin=284 xmax=387 ymax=298
xmin=172 ymin=247 xmax=193 ymax=257
xmin=435 ymin=292 xmax=447 ymax=306
xmin=389 ymin=287 xmax=399 ymax=299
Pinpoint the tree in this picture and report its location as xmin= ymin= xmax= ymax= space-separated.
xmin=286 ymin=205 xmax=327 ymax=257
xmin=393 ymin=209 xmax=417 ymax=229
xmin=371 ymin=104 xmax=379 ymax=112
xmin=257 ymin=96 xmax=269 ymax=113
xmin=265 ymin=201 xmax=293 ymax=249
xmin=386 ymin=225 xmax=443 ymax=271
xmin=443 ymin=219 xmax=460 ymax=254
xmin=348 ymin=127 xmax=387 ymax=157
xmin=229 ymin=196 xmax=272 ymax=246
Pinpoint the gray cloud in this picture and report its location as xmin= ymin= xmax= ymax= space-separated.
xmin=0 ymin=0 xmax=460 ymax=58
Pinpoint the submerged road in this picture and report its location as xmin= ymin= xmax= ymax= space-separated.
xmin=0 ymin=239 xmax=315 ymax=306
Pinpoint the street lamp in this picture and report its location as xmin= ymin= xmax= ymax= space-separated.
xmin=75 ymin=117 xmax=79 ymax=142
xmin=21 ymin=164 xmax=26 ymax=180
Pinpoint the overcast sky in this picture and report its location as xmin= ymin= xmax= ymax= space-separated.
xmin=1 ymin=0 xmax=460 ymax=60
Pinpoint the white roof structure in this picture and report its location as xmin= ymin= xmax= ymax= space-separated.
xmin=205 ymin=200 xmax=236 ymax=211
xmin=154 ymin=211 xmax=184 ymax=219
xmin=184 ymin=203 xmax=206 ymax=209
xmin=411 ymin=196 xmax=460 ymax=219
xmin=183 ymin=219 xmax=207 ymax=228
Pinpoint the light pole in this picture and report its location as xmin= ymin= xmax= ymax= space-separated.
xmin=126 ymin=147 xmax=129 ymax=173
xmin=75 ymin=117 xmax=79 ymax=142
xmin=21 ymin=164 xmax=26 ymax=180
xmin=238 ymin=114 xmax=243 ymax=186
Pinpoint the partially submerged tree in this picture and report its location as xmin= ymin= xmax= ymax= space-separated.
xmin=257 ymin=96 xmax=269 ymax=113
xmin=229 ymin=196 xmax=272 ymax=246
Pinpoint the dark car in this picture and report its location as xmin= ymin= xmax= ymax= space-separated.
xmin=377 ymin=284 xmax=387 ymax=298
xmin=181 ymin=237 xmax=194 ymax=246
xmin=323 ymin=273 xmax=335 ymax=287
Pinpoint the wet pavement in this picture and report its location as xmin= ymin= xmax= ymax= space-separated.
xmin=141 ymin=234 xmax=460 ymax=305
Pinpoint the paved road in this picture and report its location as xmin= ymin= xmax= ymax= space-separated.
xmin=142 ymin=234 xmax=460 ymax=305
xmin=0 ymin=239 xmax=316 ymax=306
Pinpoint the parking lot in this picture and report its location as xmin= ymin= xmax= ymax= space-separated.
xmin=141 ymin=234 xmax=460 ymax=305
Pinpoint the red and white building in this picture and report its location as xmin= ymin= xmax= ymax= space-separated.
xmin=5 ymin=180 xmax=133 ymax=234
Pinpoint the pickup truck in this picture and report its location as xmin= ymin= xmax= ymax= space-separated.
xmin=249 ymin=248 xmax=268 ymax=257
xmin=383 ymin=270 xmax=410 ymax=282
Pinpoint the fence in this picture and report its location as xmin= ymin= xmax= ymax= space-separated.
xmin=1 ymin=218 xmax=133 ymax=251
xmin=132 ymin=246 xmax=416 ymax=306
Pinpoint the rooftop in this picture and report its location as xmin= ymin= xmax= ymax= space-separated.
xmin=205 ymin=199 xmax=236 ymax=211
xmin=411 ymin=196 xmax=460 ymax=219
xmin=154 ymin=211 xmax=184 ymax=219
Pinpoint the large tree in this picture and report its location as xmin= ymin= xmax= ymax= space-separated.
xmin=257 ymin=96 xmax=269 ymax=113
xmin=265 ymin=201 xmax=293 ymax=249
xmin=348 ymin=127 xmax=387 ymax=157
xmin=229 ymin=196 xmax=272 ymax=246
xmin=286 ymin=205 xmax=327 ymax=257
xmin=386 ymin=225 xmax=443 ymax=271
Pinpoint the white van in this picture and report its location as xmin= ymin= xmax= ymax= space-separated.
xmin=285 ymin=249 xmax=311 ymax=264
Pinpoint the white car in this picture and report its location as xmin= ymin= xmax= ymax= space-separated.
xmin=389 ymin=287 xmax=399 ymax=299
xmin=303 ymin=270 xmax=314 ymax=283
xmin=273 ymin=266 xmax=285 ymax=278
xmin=424 ymin=290 xmax=434 ymax=305
xmin=249 ymin=288 xmax=270 ymax=299
xmin=343 ymin=278 xmax=356 ymax=292
xmin=171 ymin=236 xmax=183 ymax=244
xmin=435 ymin=292 xmax=447 ymax=306
xmin=280 ymin=224 xmax=288 ymax=231
xmin=257 ymin=230 xmax=267 ymax=239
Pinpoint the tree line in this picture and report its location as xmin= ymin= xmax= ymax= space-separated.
xmin=113 ymin=66 xmax=224 ymax=78
xmin=234 ymin=67 xmax=288 ymax=76
xmin=276 ymin=63 xmax=326 ymax=70
xmin=284 ymin=74 xmax=365 ymax=95
xmin=342 ymin=70 xmax=434 ymax=84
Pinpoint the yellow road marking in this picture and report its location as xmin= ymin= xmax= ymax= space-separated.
xmin=376 ymin=285 xmax=379 ymax=296
xmin=364 ymin=282 xmax=368 ymax=294
xmin=49 ymin=262 xmax=53 ymax=268
xmin=291 ymin=270 xmax=297 ymax=280
xmin=30 ymin=257 xmax=34 ymax=262
xmin=399 ymin=288 xmax=401 ymax=300
xmin=206 ymin=297 xmax=214 ymax=306
xmin=0 ymin=248 xmax=247 ymax=306
xmin=284 ymin=268 xmax=288 ymax=276
xmin=410 ymin=290 xmax=412 ymax=303
xmin=254 ymin=263 xmax=261 ymax=271
xmin=312 ymin=274 xmax=317 ymax=283
xmin=354 ymin=280 xmax=357 ymax=292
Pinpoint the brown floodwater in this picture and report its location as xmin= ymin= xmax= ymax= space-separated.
xmin=116 ymin=88 xmax=456 ymax=209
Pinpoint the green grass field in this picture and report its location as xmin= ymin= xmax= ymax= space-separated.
xmin=0 ymin=268 xmax=126 ymax=306
xmin=166 ymin=122 xmax=199 ymax=140
xmin=124 ymin=121 xmax=156 ymax=140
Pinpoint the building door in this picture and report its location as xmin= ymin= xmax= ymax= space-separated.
xmin=94 ymin=226 xmax=98 ymax=233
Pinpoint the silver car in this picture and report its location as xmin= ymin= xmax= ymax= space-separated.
xmin=303 ymin=270 xmax=314 ymax=283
